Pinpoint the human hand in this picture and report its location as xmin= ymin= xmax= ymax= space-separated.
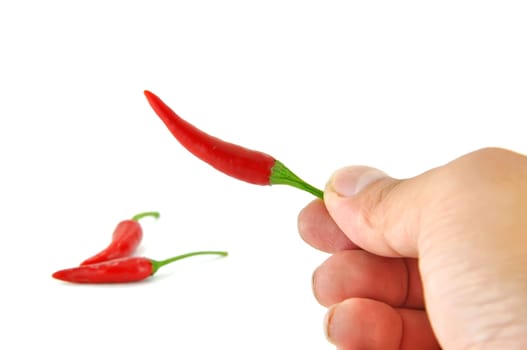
xmin=298 ymin=148 xmax=527 ymax=349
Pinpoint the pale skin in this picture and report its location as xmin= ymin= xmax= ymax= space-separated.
xmin=297 ymin=147 xmax=527 ymax=349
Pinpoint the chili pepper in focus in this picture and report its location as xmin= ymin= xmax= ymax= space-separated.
xmin=144 ymin=90 xmax=323 ymax=198
xmin=80 ymin=211 xmax=160 ymax=266
xmin=53 ymin=251 xmax=228 ymax=283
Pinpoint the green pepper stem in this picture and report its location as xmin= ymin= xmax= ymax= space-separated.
xmin=131 ymin=211 xmax=160 ymax=221
xmin=150 ymin=251 xmax=228 ymax=274
xmin=269 ymin=160 xmax=324 ymax=199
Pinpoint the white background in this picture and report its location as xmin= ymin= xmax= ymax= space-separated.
xmin=1 ymin=1 xmax=526 ymax=349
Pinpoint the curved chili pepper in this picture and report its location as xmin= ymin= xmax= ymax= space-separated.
xmin=53 ymin=251 xmax=228 ymax=284
xmin=144 ymin=90 xmax=323 ymax=198
xmin=80 ymin=211 xmax=160 ymax=266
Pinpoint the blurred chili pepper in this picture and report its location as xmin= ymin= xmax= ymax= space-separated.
xmin=144 ymin=90 xmax=323 ymax=198
xmin=80 ymin=211 xmax=159 ymax=266
xmin=53 ymin=251 xmax=228 ymax=283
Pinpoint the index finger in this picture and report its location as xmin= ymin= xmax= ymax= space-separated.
xmin=298 ymin=199 xmax=360 ymax=253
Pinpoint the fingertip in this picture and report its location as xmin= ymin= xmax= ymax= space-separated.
xmin=323 ymin=166 xmax=408 ymax=256
xmin=324 ymin=299 xmax=440 ymax=349
xmin=297 ymin=199 xmax=358 ymax=253
xmin=297 ymin=199 xmax=321 ymax=243
xmin=324 ymin=298 xmax=402 ymax=349
xmin=323 ymin=167 xmax=374 ymax=250
xmin=323 ymin=166 xmax=388 ymax=230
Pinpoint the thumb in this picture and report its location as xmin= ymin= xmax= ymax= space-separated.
xmin=323 ymin=166 xmax=431 ymax=258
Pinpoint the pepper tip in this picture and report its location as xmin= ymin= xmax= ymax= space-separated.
xmin=51 ymin=270 xmax=64 ymax=281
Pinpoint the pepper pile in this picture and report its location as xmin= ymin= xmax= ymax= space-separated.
xmin=52 ymin=211 xmax=227 ymax=284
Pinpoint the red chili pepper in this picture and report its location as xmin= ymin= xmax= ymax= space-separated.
xmin=144 ymin=90 xmax=323 ymax=198
xmin=53 ymin=251 xmax=228 ymax=283
xmin=80 ymin=211 xmax=160 ymax=266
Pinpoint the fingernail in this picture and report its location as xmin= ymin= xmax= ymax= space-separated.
xmin=328 ymin=166 xmax=387 ymax=197
xmin=311 ymin=268 xmax=317 ymax=296
xmin=323 ymin=305 xmax=336 ymax=344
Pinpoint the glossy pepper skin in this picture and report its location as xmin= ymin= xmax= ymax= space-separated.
xmin=55 ymin=257 xmax=153 ymax=283
xmin=144 ymin=90 xmax=323 ymax=198
xmin=80 ymin=211 xmax=159 ymax=266
xmin=144 ymin=90 xmax=275 ymax=185
xmin=53 ymin=251 xmax=228 ymax=284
